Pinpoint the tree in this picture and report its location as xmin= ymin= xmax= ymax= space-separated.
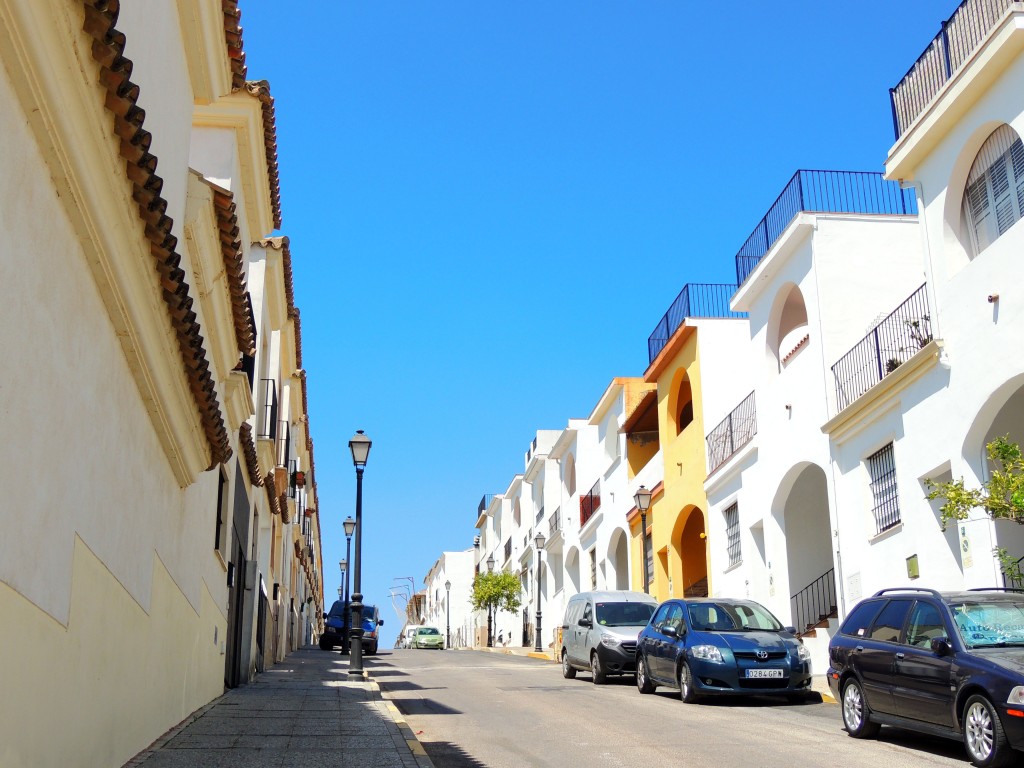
xmin=471 ymin=570 xmax=522 ymax=615
xmin=926 ymin=436 xmax=1024 ymax=531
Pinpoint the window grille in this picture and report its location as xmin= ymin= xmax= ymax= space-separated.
xmin=645 ymin=533 xmax=654 ymax=588
xmin=590 ymin=549 xmax=597 ymax=590
xmin=724 ymin=503 xmax=741 ymax=567
xmin=867 ymin=443 xmax=900 ymax=534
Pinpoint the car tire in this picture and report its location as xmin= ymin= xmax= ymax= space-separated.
xmin=963 ymin=694 xmax=1013 ymax=768
xmin=842 ymin=678 xmax=880 ymax=739
xmin=561 ymin=650 xmax=577 ymax=679
xmin=319 ymin=637 xmax=332 ymax=651
xmin=636 ymin=655 xmax=656 ymax=694
xmin=368 ymin=641 xmax=378 ymax=655
xmin=678 ymin=661 xmax=699 ymax=704
xmin=591 ymin=652 xmax=606 ymax=685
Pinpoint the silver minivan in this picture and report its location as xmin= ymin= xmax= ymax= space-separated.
xmin=560 ymin=591 xmax=657 ymax=684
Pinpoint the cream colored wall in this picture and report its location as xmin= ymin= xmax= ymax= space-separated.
xmin=0 ymin=538 xmax=225 ymax=768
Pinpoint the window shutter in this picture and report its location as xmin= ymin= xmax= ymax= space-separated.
xmin=1012 ymin=139 xmax=1024 ymax=220
xmin=991 ymin=157 xmax=1015 ymax=235
xmin=967 ymin=176 xmax=993 ymax=252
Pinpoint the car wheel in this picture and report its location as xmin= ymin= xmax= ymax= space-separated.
xmin=591 ymin=652 xmax=606 ymax=685
xmin=319 ymin=638 xmax=331 ymax=651
xmin=678 ymin=662 xmax=699 ymax=704
xmin=963 ymin=694 xmax=1012 ymax=767
xmin=842 ymin=679 xmax=880 ymax=739
xmin=636 ymin=655 xmax=656 ymax=694
xmin=561 ymin=650 xmax=577 ymax=679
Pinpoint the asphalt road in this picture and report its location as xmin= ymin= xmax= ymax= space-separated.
xmin=369 ymin=649 xmax=974 ymax=768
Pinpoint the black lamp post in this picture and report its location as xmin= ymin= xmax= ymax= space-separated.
xmin=485 ymin=553 xmax=495 ymax=648
xmin=445 ymin=579 xmax=451 ymax=650
xmin=348 ymin=430 xmax=371 ymax=676
xmin=533 ymin=531 xmax=546 ymax=652
xmin=634 ymin=485 xmax=653 ymax=595
xmin=342 ymin=515 xmax=355 ymax=653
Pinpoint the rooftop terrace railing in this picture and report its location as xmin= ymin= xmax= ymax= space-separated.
xmin=647 ymin=283 xmax=746 ymax=364
xmin=735 ymin=170 xmax=917 ymax=288
xmin=706 ymin=391 xmax=757 ymax=475
xmin=890 ymin=0 xmax=1015 ymax=138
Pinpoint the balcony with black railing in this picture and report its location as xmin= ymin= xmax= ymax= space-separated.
xmin=276 ymin=419 xmax=290 ymax=469
xmin=579 ymin=481 xmax=601 ymax=528
xmin=735 ymin=171 xmax=917 ymax=288
xmin=647 ymin=283 xmax=747 ymax=364
xmin=257 ymin=379 xmax=278 ymax=441
xmin=706 ymin=391 xmax=757 ymax=475
xmin=831 ymin=284 xmax=933 ymax=412
xmin=890 ymin=0 xmax=1016 ymax=139
xmin=548 ymin=507 xmax=562 ymax=540
xmin=477 ymin=494 xmax=495 ymax=518
xmin=503 ymin=538 xmax=512 ymax=563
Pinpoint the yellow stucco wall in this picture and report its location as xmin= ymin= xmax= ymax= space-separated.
xmin=650 ymin=329 xmax=711 ymax=601
xmin=0 ymin=537 xmax=226 ymax=768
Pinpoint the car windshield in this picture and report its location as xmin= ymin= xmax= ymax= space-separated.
xmin=688 ymin=601 xmax=783 ymax=632
xmin=950 ymin=598 xmax=1024 ymax=648
xmin=327 ymin=601 xmax=346 ymax=617
xmin=595 ymin=602 xmax=655 ymax=627
xmin=418 ymin=628 xmax=440 ymax=636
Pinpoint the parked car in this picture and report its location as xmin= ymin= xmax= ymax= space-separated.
xmin=828 ymin=587 xmax=1024 ymax=768
xmin=411 ymin=626 xmax=444 ymax=649
xmin=561 ymin=591 xmax=658 ymax=683
xmin=635 ymin=597 xmax=812 ymax=702
xmin=319 ymin=601 xmax=384 ymax=654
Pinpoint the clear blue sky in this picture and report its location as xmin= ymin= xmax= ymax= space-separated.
xmin=239 ymin=1 xmax=961 ymax=635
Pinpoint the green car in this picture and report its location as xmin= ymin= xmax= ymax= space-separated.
xmin=412 ymin=627 xmax=444 ymax=649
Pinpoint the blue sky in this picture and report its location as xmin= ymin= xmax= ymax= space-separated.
xmin=239 ymin=1 xmax=961 ymax=633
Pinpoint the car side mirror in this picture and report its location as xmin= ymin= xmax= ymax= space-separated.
xmin=578 ymin=618 xmax=592 ymax=628
xmin=378 ymin=619 xmax=384 ymax=626
xmin=784 ymin=626 xmax=798 ymax=635
xmin=930 ymin=637 xmax=952 ymax=656
xmin=323 ymin=613 xmax=328 ymax=620
xmin=662 ymin=626 xmax=678 ymax=638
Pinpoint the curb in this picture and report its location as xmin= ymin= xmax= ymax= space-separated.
xmin=369 ymin=679 xmax=437 ymax=768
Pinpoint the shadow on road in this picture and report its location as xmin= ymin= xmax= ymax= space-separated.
xmin=420 ymin=740 xmax=490 ymax=767
xmin=390 ymin=698 xmax=463 ymax=716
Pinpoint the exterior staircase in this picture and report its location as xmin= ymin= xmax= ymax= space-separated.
xmin=797 ymin=611 xmax=840 ymax=678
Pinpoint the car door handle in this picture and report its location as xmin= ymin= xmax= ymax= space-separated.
xmin=895 ymin=652 xmax=905 ymax=660
xmin=854 ymin=645 xmax=864 ymax=653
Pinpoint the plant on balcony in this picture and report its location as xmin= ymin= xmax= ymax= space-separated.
xmin=926 ymin=436 xmax=1024 ymax=530
xmin=470 ymin=571 xmax=522 ymax=616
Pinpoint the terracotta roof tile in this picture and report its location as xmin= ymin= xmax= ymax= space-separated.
xmin=244 ymin=81 xmax=282 ymax=229
xmin=264 ymin=471 xmax=280 ymax=516
xmin=222 ymin=0 xmax=247 ymax=91
xmin=239 ymin=422 xmax=263 ymax=487
xmin=279 ymin=491 xmax=290 ymax=523
xmin=82 ymin=0 xmax=231 ymax=468
xmin=258 ymin=236 xmax=295 ymax=312
xmin=210 ymin=186 xmax=257 ymax=355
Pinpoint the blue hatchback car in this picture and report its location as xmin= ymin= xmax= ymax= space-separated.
xmin=635 ymin=598 xmax=812 ymax=702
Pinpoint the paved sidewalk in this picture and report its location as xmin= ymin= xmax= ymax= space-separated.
xmin=125 ymin=647 xmax=433 ymax=768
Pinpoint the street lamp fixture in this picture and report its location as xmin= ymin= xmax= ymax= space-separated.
xmin=533 ymin=532 xmax=546 ymax=652
xmin=634 ymin=485 xmax=652 ymax=595
xmin=341 ymin=518 xmax=355 ymax=653
xmin=445 ymin=580 xmax=452 ymax=650
xmin=485 ymin=553 xmax=496 ymax=647
xmin=347 ymin=430 xmax=371 ymax=676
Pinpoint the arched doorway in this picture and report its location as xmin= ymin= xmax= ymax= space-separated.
xmin=773 ymin=463 xmax=834 ymax=634
xmin=671 ymin=506 xmax=708 ymax=598
xmin=607 ymin=528 xmax=630 ymax=590
xmin=565 ymin=546 xmax=581 ymax=596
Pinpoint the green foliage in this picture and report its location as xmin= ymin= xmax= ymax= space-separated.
xmin=470 ymin=571 xmax=522 ymax=614
xmin=993 ymin=547 xmax=1024 ymax=587
xmin=925 ymin=436 xmax=1024 ymax=530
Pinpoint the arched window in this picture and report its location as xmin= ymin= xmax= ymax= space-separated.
xmin=963 ymin=124 xmax=1024 ymax=255
xmin=513 ymin=497 xmax=521 ymax=527
xmin=771 ymin=284 xmax=809 ymax=369
xmin=676 ymin=377 xmax=693 ymax=435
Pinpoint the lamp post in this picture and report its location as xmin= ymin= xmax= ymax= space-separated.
xmin=342 ymin=516 xmax=355 ymax=653
xmin=486 ymin=553 xmax=495 ymax=648
xmin=533 ymin=532 xmax=546 ymax=652
xmin=634 ymin=485 xmax=653 ymax=595
xmin=445 ymin=580 xmax=451 ymax=650
xmin=348 ymin=430 xmax=371 ymax=676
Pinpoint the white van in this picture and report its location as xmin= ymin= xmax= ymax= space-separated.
xmin=400 ymin=625 xmax=422 ymax=649
xmin=560 ymin=591 xmax=657 ymax=684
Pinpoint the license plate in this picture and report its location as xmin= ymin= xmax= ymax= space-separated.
xmin=745 ymin=669 xmax=784 ymax=679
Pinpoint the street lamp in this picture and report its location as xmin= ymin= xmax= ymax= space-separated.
xmin=342 ymin=516 xmax=356 ymax=653
xmin=445 ymin=579 xmax=452 ymax=650
xmin=533 ymin=531 xmax=546 ymax=652
xmin=634 ymin=485 xmax=653 ymax=595
xmin=486 ymin=553 xmax=495 ymax=648
xmin=348 ymin=430 xmax=371 ymax=677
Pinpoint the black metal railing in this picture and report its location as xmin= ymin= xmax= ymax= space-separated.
xmin=287 ymin=458 xmax=298 ymax=499
xmin=831 ymin=284 xmax=932 ymax=412
xmin=580 ymin=481 xmax=601 ymax=527
xmin=890 ymin=0 xmax=1015 ymax=138
xmin=276 ymin=419 xmax=290 ymax=468
xmin=790 ymin=568 xmax=837 ymax=636
xmin=258 ymin=379 xmax=278 ymax=441
xmin=648 ymin=283 xmax=746 ymax=363
xmin=536 ymin=505 xmax=545 ymax=523
xmin=503 ymin=538 xmax=512 ymax=563
xmin=706 ymin=391 xmax=757 ymax=474
xmin=477 ymin=494 xmax=494 ymax=518
xmin=735 ymin=171 xmax=918 ymax=287
xmin=239 ymin=353 xmax=255 ymax=391
xmin=548 ymin=507 xmax=561 ymax=539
